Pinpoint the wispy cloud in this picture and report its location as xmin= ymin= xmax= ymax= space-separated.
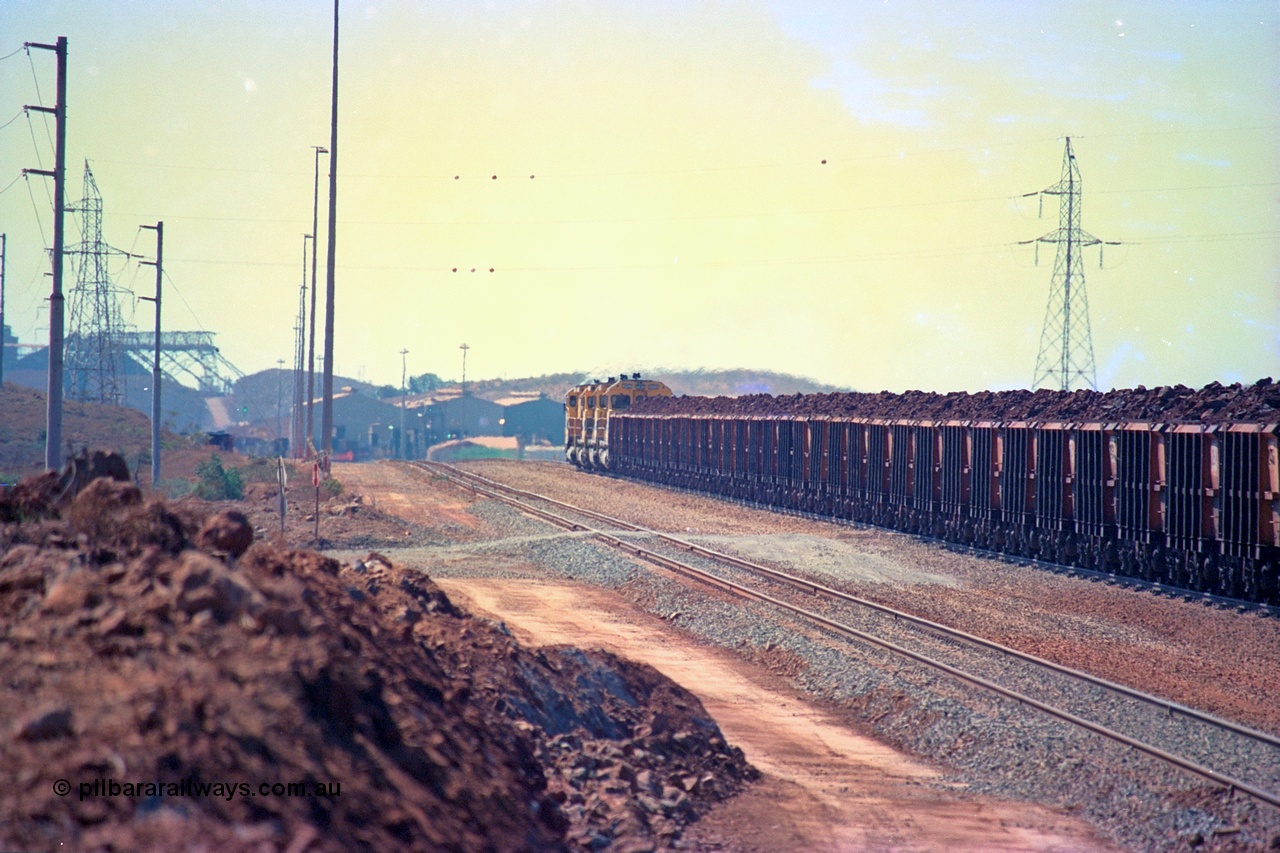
xmin=1177 ymin=152 xmax=1233 ymax=168
xmin=811 ymin=57 xmax=938 ymax=128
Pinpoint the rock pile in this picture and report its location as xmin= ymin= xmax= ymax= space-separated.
xmin=0 ymin=469 xmax=754 ymax=851
xmin=634 ymin=378 xmax=1279 ymax=424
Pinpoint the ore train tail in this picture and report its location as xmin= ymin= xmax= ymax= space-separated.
xmin=564 ymin=374 xmax=672 ymax=469
xmin=563 ymin=384 xmax=1279 ymax=605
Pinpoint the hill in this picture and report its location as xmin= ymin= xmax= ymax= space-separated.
xmin=0 ymin=383 xmax=154 ymax=481
xmin=458 ymin=369 xmax=847 ymax=401
xmin=5 ymin=349 xmax=215 ymax=433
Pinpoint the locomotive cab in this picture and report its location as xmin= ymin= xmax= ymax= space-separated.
xmin=565 ymin=373 xmax=672 ymax=469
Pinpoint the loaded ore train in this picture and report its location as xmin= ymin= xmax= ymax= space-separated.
xmin=564 ymin=374 xmax=672 ymax=469
xmin=565 ymin=377 xmax=1280 ymax=605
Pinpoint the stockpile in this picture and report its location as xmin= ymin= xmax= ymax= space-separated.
xmin=0 ymin=471 xmax=754 ymax=852
xmin=633 ymin=378 xmax=1279 ymax=424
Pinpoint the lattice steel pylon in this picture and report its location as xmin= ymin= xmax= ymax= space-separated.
xmin=1023 ymin=138 xmax=1117 ymax=392
xmin=65 ymin=161 xmax=132 ymax=404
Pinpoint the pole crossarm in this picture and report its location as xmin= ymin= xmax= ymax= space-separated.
xmin=1025 ymin=228 xmax=1103 ymax=248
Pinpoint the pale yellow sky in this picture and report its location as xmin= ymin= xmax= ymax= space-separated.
xmin=2 ymin=1 xmax=1276 ymax=393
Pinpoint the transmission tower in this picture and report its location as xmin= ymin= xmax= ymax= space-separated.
xmin=65 ymin=161 xmax=131 ymax=404
xmin=1022 ymin=138 xmax=1118 ymax=392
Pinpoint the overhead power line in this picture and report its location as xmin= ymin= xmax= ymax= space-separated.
xmin=150 ymin=226 xmax=1274 ymax=275
xmin=79 ymin=123 xmax=1279 ymax=184
xmin=99 ymin=176 xmax=1278 ymax=233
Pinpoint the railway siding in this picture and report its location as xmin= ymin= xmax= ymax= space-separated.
xmin=419 ymin=459 xmax=1280 ymax=850
xmin=431 ymin=462 xmax=1280 ymax=806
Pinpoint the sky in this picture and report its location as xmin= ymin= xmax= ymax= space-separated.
xmin=1 ymin=0 xmax=1276 ymax=394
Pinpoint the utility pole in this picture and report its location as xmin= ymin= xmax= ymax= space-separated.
xmin=0 ymin=233 xmax=6 ymax=388
xmin=293 ymin=233 xmax=310 ymax=458
xmin=1022 ymin=138 xmax=1119 ymax=391
xmin=400 ymin=347 xmax=408 ymax=459
xmin=306 ymin=146 xmax=326 ymax=452
xmin=24 ymin=37 xmax=68 ymax=471
xmin=320 ymin=0 xmax=339 ymax=454
xmin=139 ymin=222 xmax=163 ymax=485
xmin=460 ymin=342 xmax=469 ymax=397
xmin=276 ymin=357 xmax=285 ymax=450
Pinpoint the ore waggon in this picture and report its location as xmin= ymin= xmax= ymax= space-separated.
xmin=567 ymin=384 xmax=1279 ymax=605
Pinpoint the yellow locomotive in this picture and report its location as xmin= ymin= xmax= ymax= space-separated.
xmin=564 ymin=374 xmax=672 ymax=469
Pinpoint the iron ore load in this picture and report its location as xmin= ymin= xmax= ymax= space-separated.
xmin=568 ymin=378 xmax=1279 ymax=605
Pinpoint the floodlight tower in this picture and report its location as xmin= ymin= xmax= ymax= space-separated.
xmin=1023 ymin=138 xmax=1117 ymax=392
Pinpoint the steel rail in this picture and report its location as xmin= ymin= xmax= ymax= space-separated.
xmin=415 ymin=460 xmax=1280 ymax=811
xmin=422 ymin=462 xmax=1280 ymax=752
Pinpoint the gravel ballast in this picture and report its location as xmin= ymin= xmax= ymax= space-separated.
xmin=362 ymin=460 xmax=1280 ymax=851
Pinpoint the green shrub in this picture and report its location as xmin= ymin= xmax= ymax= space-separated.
xmin=321 ymin=477 xmax=343 ymax=498
xmin=241 ymin=455 xmax=296 ymax=484
xmin=195 ymin=453 xmax=244 ymax=501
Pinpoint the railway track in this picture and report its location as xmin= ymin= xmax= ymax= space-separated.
xmin=621 ymin=470 xmax=1280 ymax=620
xmin=414 ymin=459 xmax=1280 ymax=812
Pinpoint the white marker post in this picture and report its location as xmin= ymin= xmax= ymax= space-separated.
xmin=276 ymin=456 xmax=288 ymax=535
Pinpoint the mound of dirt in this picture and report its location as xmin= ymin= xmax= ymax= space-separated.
xmin=0 ymin=470 xmax=755 ymax=851
xmin=0 ymin=469 xmax=63 ymax=523
xmin=634 ymin=377 xmax=1280 ymax=425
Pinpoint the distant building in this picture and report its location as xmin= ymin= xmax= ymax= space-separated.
xmin=431 ymin=393 xmax=502 ymax=440
xmin=388 ymin=387 xmax=565 ymax=459
xmin=313 ymin=386 xmax=404 ymax=461
xmin=495 ymin=393 xmax=564 ymax=445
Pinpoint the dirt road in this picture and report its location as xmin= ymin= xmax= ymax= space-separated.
xmin=442 ymin=578 xmax=1116 ymax=852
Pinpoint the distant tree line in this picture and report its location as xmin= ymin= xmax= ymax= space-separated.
xmin=375 ymin=372 xmax=445 ymax=399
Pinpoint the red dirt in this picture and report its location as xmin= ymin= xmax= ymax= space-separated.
xmin=0 ymin=466 xmax=755 ymax=851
